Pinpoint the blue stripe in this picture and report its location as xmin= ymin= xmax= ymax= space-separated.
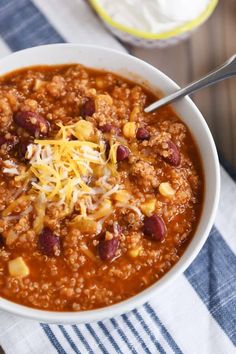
xmin=122 ymin=314 xmax=152 ymax=354
xmin=40 ymin=324 xmax=67 ymax=354
xmin=132 ymin=309 xmax=166 ymax=354
xmin=98 ymin=321 xmax=123 ymax=354
xmin=85 ymin=324 xmax=109 ymax=354
xmin=185 ymin=226 xmax=236 ymax=346
xmin=58 ymin=325 xmax=81 ymax=354
xmin=110 ymin=318 xmax=138 ymax=354
xmin=219 ymin=153 xmax=236 ymax=182
xmin=144 ymin=303 xmax=183 ymax=354
xmin=72 ymin=325 xmax=94 ymax=354
xmin=0 ymin=0 xmax=65 ymax=51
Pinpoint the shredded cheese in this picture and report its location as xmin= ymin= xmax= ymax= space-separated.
xmin=23 ymin=121 xmax=123 ymax=220
xmin=2 ymin=160 xmax=19 ymax=175
xmin=2 ymin=119 xmax=144 ymax=227
xmin=3 ymin=205 xmax=33 ymax=221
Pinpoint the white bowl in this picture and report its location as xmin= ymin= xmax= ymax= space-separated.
xmin=0 ymin=44 xmax=220 ymax=324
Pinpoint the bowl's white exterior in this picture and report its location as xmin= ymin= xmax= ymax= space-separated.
xmin=0 ymin=44 xmax=220 ymax=324
xmin=103 ymin=22 xmax=193 ymax=48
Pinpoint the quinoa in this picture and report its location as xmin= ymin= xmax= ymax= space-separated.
xmin=0 ymin=64 xmax=203 ymax=311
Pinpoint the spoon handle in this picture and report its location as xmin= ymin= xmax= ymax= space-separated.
xmin=145 ymin=54 xmax=236 ymax=113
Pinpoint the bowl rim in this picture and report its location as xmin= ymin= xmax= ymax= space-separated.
xmin=0 ymin=44 xmax=220 ymax=323
xmin=89 ymin=0 xmax=218 ymax=40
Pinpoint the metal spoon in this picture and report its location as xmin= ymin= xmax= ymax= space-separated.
xmin=145 ymin=54 xmax=236 ymax=113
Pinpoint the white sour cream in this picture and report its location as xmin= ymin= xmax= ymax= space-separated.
xmin=99 ymin=0 xmax=210 ymax=34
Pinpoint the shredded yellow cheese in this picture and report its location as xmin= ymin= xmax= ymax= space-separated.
xmin=25 ymin=120 xmax=121 ymax=220
xmin=3 ymin=120 xmax=145 ymax=229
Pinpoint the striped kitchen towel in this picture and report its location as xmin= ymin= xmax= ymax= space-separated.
xmin=0 ymin=1 xmax=235 ymax=353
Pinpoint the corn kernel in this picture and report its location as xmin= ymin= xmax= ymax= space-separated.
xmin=93 ymin=199 xmax=112 ymax=220
xmin=96 ymin=78 xmax=104 ymax=89
xmin=8 ymin=257 xmax=29 ymax=277
xmin=80 ymin=244 xmax=97 ymax=261
xmin=113 ymin=190 xmax=131 ymax=203
xmin=140 ymin=199 xmax=156 ymax=216
xmin=128 ymin=246 xmax=142 ymax=258
xmin=93 ymin=165 xmax=104 ymax=178
xmin=105 ymin=231 xmax=113 ymax=241
xmin=96 ymin=94 xmax=113 ymax=105
xmin=130 ymin=106 xmax=140 ymax=121
xmin=123 ymin=122 xmax=136 ymax=139
xmin=74 ymin=120 xmax=94 ymax=140
xmin=33 ymin=79 xmax=46 ymax=91
xmin=159 ymin=182 xmax=175 ymax=197
xmin=33 ymin=195 xmax=46 ymax=235
xmin=71 ymin=216 xmax=97 ymax=234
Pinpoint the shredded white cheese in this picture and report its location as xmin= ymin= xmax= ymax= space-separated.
xmin=3 ymin=120 xmax=144 ymax=225
xmin=20 ymin=120 xmax=126 ymax=220
xmin=3 ymin=205 xmax=33 ymax=221
xmin=2 ymin=160 xmax=19 ymax=175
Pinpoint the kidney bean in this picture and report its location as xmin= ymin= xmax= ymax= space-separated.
xmin=136 ymin=127 xmax=150 ymax=140
xmin=14 ymin=111 xmax=50 ymax=138
xmin=105 ymin=141 xmax=110 ymax=159
xmin=0 ymin=135 xmax=7 ymax=146
xmin=39 ymin=227 xmax=60 ymax=257
xmin=17 ymin=139 xmax=30 ymax=159
xmin=80 ymin=97 xmax=95 ymax=118
xmin=0 ymin=235 xmax=4 ymax=248
xmin=163 ymin=140 xmax=181 ymax=167
xmin=143 ymin=214 xmax=166 ymax=242
xmin=99 ymin=124 xmax=121 ymax=135
xmin=116 ymin=145 xmax=130 ymax=162
xmin=98 ymin=238 xmax=119 ymax=261
xmin=99 ymin=124 xmax=113 ymax=133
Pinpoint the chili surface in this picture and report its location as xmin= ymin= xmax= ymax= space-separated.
xmin=0 ymin=64 xmax=204 ymax=311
